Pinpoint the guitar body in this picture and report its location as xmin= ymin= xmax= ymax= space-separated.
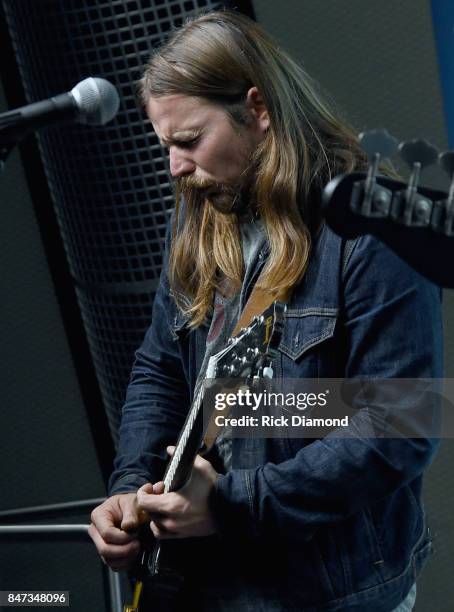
xmin=138 ymin=534 xmax=224 ymax=611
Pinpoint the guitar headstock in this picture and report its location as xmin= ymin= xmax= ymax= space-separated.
xmin=321 ymin=128 xmax=454 ymax=288
xmin=323 ymin=128 xmax=451 ymax=234
xmin=210 ymin=301 xmax=285 ymax=381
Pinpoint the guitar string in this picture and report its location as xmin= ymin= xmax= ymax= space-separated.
xmin=163 ymin=376 xmax=207 ymax=492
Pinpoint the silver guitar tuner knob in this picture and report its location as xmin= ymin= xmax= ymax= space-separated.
xmin=263 ymin=366 xmax=274 ymax=379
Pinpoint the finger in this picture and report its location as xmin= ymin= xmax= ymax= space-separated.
xmin=119 ymin=495 xmax=147 ymax=532
xmin=166 ymin=446 xmax=176 ymax=456
xmin=137 ymin=483 xmax=155 ymax=497
xmin=139 ymin=483 xmax=154 ymax=494
xmin=91 ymin=501 xmax=137 ymax=545
xmin=89 ymin=523 xmax=140 ymax=558
xmin=89 ymin=523 xmax=141 ymax=560
xmin=147 ymin=510 xmax=166 ymax=522
xmin=149 ymin=514 xmax=178 ymax=532
xmin=193 ymin=453 xmax=211 ymax=470
xmin=96 ymin=538 xmax=141 ymax=562
xmin=152 ymin=481 xmax=165 ymax=494
xmin=192 ymin=454 xmax=219 ymax=483
xmin=149 ymin=520 xmax=179 ymax=540
xmin=137 ymin=486 xmax=167 ymax=513
xmin=90 ymin=513 xmax=136 ymax=545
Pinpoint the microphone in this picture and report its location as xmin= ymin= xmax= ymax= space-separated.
xmin=0 ymin=77 xmax=120 ymax=146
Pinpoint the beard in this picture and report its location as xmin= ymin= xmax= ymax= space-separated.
xmin=175 ymin=165 xmax=255 ymax=216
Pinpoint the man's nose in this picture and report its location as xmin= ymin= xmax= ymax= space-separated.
xmin=169 ymin=148 xmax=195 ymax=177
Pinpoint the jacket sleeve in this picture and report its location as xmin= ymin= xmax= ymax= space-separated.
xmin=108 ymin=228 xmax=190 ymax=496
xmin=210 ymin=233 xmax=443 ymax=543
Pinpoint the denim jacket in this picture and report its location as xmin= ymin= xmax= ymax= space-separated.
xmin=109 ymin=222 xmax=443 ymax=611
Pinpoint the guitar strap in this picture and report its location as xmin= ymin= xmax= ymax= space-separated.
xmin=202 ymin=278 xmax=292 ymax=452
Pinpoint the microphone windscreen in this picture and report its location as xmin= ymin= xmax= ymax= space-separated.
xmin=71 ymin=77 xmax=120 ymax=125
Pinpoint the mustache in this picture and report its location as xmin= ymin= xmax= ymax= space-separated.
xmin=176 ymin=176 xmax=237 ymax=195
xmin=175 ymin=175 xmax=244 ymax=215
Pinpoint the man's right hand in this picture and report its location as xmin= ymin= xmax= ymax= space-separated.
xmin=88 ymin=493 xmax=148 ymax=571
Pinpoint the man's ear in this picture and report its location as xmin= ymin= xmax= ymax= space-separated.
xmin=245 ymin=86 xmax=270 ymax=134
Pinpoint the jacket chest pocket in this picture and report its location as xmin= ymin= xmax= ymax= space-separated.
xmin=276 ymin=307 xmax=340 ymax=378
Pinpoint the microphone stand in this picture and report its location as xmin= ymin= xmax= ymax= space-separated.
xmin=0 ymin=113 xmax=30 ymax=175
xmin=0 ymin=143 xmax=14 ymax=174
xmin=0 ymin=92 xmax=76 ymax=176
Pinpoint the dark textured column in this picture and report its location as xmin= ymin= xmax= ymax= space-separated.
xmin=2 ymin=0 xmax=252 ymax=442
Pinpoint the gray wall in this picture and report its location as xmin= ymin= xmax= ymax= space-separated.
xmin=254 ymin=1 xmax=453 ymax=610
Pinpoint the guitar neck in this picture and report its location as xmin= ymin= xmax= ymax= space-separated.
xmin=163 ymin=377 xmax=207 ymax=492
xmin=143 ymin=379 xmax=208 ymax=580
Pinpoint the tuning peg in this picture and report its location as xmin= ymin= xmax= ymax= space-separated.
xmin=398 ymin=139 xmax=438 ymax=196
xmin=389 ymin=139 xmax=438 ymax=227
xmin=351 ymin=129 xmax=398 ymax=218
xmin=439 ymin=150 xmax=454 ymax=204
xmin=434 ymin=151 xmax=454 ymax=235
xmin=398 ymin=139 xmax=438 ymax=199
xmin=399 ymin=139 xmax=438 ymax=171
xmin=439 ymin=151 xmax=454 ymax=178
xmin=227 ymin=364 xmax=237 ymax=376
xmin=359 ymin=128 xmax=399 ymax=162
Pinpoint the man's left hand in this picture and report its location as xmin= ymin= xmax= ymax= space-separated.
xmin=136 ymin=446 xmax=220 ymax=539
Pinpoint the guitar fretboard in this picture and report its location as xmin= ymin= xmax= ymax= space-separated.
xmin=163 ymin=361 xmax=214 ymax=492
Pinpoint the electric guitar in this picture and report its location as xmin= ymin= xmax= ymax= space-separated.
xmin=124 ymin=300 xmax=286 ymax=612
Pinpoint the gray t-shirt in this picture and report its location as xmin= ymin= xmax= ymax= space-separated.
xmin=200 ymin=215 xmax=266 ymax=471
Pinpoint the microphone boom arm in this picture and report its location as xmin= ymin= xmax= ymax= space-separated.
xmin=0 ymin=93 xmax=77 ymax=147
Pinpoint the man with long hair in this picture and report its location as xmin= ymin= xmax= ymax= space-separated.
xmin=89 ymin=11 xmax=441 ymax=611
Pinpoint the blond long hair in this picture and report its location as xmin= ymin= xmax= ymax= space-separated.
xmin=140 ymin=11 xmax=367 ymax=327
